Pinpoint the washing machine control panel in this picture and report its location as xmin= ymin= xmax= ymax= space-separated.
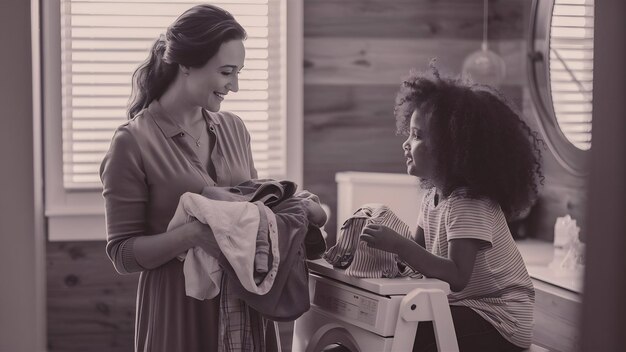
xmin=309 ymin=273 xmax=403 ymax=336
xmin=313 ymin=279 xmax=379 ymax=326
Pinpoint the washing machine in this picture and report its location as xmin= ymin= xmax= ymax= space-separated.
xmin=292 ymin=259 xmax=457 ymax=352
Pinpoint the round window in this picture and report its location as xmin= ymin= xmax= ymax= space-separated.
xmin=528 ymin=0 xmax=594 ymax=174
xmin=549 ymin=0 xmax=594 ymax=150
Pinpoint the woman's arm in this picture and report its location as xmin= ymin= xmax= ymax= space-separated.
xmin=133 ymin=220 xmax=219 ymax=270
xmin=101 ymin=127 xmax=219 ymax=273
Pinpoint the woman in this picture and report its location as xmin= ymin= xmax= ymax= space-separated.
xmin=100 ymin=4 xmax=266 ymax=351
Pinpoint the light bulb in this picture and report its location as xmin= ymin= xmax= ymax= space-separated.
xmin=462 ymin=48 xmax=507 ymax=86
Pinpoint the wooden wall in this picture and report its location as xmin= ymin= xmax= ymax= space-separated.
xmin=46 ymin=0 xmax=588 ymax=350
xmin=532 ymin=279 xmax=582 ymax=351
xmin=47 ymin=241 xmax=137 ymax=351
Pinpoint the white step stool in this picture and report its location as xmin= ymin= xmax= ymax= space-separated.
xmin=391 ymin=287 xmax=459 ymax=352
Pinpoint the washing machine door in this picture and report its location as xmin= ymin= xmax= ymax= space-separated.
xmin=305 ymin=323 xmax=361 ymax=352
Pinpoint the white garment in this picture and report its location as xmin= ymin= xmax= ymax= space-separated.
xmin=168 ymin=192 xmax=280 ymax=300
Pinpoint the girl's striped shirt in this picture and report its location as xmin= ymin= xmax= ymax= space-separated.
xmin=418 ymin=188 xmax=535 ymax=349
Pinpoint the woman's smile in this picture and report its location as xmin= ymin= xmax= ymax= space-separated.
xmin=214 ymin=91 xmax=226 ymax=101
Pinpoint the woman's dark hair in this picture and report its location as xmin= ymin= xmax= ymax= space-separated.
xmin=394 ymin=61 xmax=545 ymax=218
xmin=127 ymin=4 xmax=247 ymax=119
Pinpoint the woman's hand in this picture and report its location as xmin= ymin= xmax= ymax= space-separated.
xmin=188 ymin=220 xmax=220 ymax=256
xmin=360 ymin=224 xmax=410 ymax=254
xmin=134 ymin=220 xmax=219 ymax=270
xmin=294 ymin=190 xmax=328 ymax=227
xmin=294 ymin=190 xmax=320 ymax=203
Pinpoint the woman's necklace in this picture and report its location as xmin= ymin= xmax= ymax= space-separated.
xmin=178 ymin=124 xmax=204 ymax=147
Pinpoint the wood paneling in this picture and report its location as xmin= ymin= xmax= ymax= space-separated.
xmin=47 ymin=241 xmax=137 ymax=351
xmin=532 ymin=279 xmax=582 ymax=352
xmin=304 ymin=38 xmax=524 ymax=86
xmin=304 ymin=0 xmax=524 ymax=39
xmin=47 ymin=332 xmax=135 ymax=352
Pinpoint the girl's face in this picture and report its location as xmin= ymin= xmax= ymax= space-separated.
xmin=185 ymin=39 xmax=245 ymax=112
xmin=402 ymin=109 xmax=433 ymax=179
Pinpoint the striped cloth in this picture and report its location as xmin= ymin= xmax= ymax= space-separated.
xmin=324 ymin=204 xmax=419 ymax=278
xmin=419 ymin=188 xmax=535 ymax=349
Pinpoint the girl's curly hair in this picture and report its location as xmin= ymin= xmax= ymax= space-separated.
xmin=394 ymin=61 xmax=545 ymax=219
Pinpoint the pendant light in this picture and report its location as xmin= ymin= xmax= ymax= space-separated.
xmin=462 ymin=0 xmax=506 ymax=86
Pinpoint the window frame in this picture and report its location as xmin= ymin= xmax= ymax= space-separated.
xmin=42 ymin=0 xmax=303 ymax=241
xmin=527 ymin=0 xmax=591 ymax=176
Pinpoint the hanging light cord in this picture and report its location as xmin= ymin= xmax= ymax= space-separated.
xmin=482 ymin=0 xmax=489 ymax=51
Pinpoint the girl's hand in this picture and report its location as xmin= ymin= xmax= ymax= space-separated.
xmin=360 ymin=224 xmax=409 ymax=254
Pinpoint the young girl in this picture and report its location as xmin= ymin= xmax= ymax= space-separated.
xmin=361 ymin=64 xmax=544 ymax=352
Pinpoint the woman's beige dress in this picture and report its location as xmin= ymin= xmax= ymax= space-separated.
xmin=100 ymin=100 xmax=257 ymax=351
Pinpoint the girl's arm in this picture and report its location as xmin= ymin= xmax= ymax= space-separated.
xmin=133 ymin=220 xmax=220 ymax=270
xmin=415 ymin=226 xmax=426 ymax=248
xmin=396 ymin=237 xmax=481 ymax=292
xmin=361 ymin=224 xmax=481 ymax=292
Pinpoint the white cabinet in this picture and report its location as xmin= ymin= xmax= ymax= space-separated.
xmin=335 ymin=172 xmax=424 ymax=234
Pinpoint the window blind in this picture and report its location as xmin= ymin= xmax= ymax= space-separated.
xmin=549 ymin=0 xmax=594 ymax=150
xmin=60 ymin=0 xmax=285 ymax=189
